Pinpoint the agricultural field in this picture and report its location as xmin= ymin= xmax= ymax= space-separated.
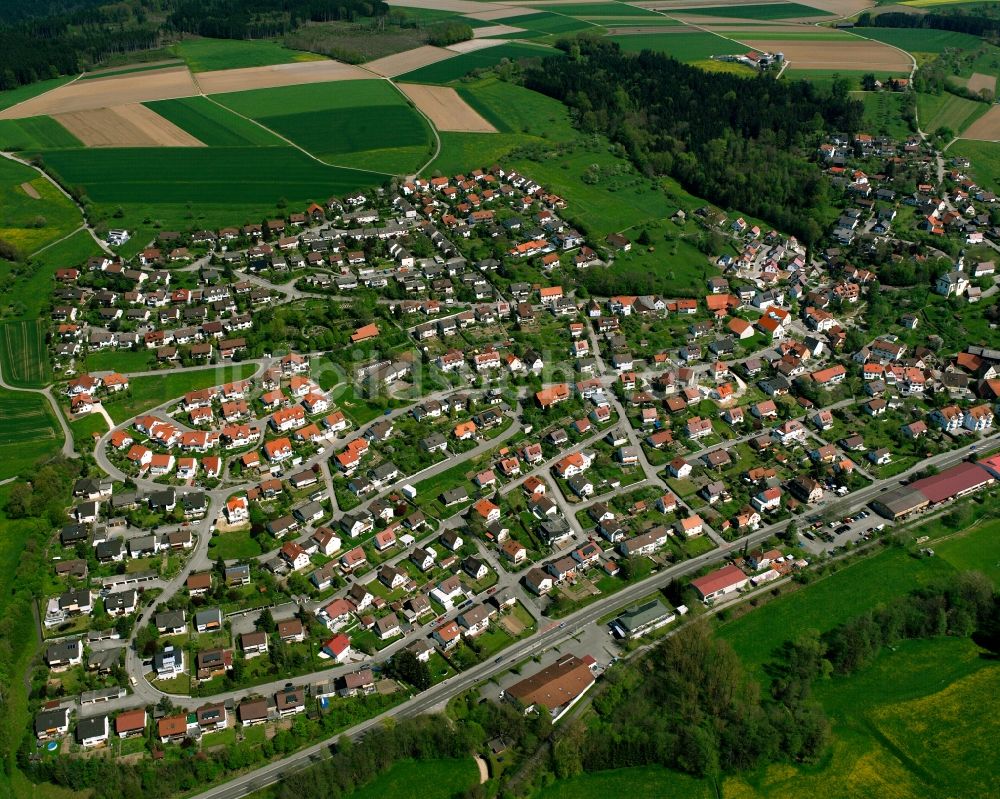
xmin=211 ymin=79 xmax=434 ymax=174
xmin=170 ymin=37 xmax=327 ymax=73
xmin=854 ymin=26 xmax=984 ymax=54
xmin=934 ymin=516 xmax=1000 ymax=584
xmin=917 ymin=90 xmax=989 ymax=135
xmin=490 ymin=11 xmax=596 ymax=37
xmin=0 ymin=389 xmax=62 ymax=479
xmin=533 ymin=2 xmax=666 ymax=17
xmin=0 ymin=320 xmax=51 ymax=387
xmin=144 ymin=97 xmax=284 ymax=147
xmin=672 ymin=2 xmax=831 ymax=17
xmin=396 ymin=42 xmax=559 ymax=84
xmin=103 ymin=363 xmax=258 ymax=423
xmin=0 ymin=156 xmax=82 ymax=256
xmin=608 ymin=32 xmax=747 ymax=61
xmin=0 ymin=117 xmax=81 ymax=152
xmin=37 ymin=146 xmax=374 ymax=244
xmin=0 ymin=76 xmax=77 ymax=113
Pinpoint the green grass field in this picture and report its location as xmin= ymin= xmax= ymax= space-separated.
xmin=208 ymin=529 xmax=262 ymax=560
xmin=170 ymin=38 xmax=327 ymax=73
xmin=104 ymin=363 xmax=258 ymax=423
xmin=934 ymin=516 xmax=1000 ymax=583
xmin=0 ymin=320 xmax=51 ymax=387
xmin=37 ymin=146 xmax=376 ymax=239
xmin=0 ymin=156 xmax=83 ymax=256
xmin=949 ymin=139 xmax=1000 ymax=193
xmin=0 ymin=117 xmax=81 ymax=152
xmin=144 ymin=97 xmax=284 ymax=147
xmin=535 ymin=766 xmax=714 ymax=799
xmin=533 ymin=1 xmax=665 ymax=16
xmin=212 ymin=80 xmax=433 ymax=173
xmin=344 ymin=758 xmax=479 ymax=799
xmin=717 ymin=543 xmax=958 ymax=682
xmin=397 ymin=42 xmax=560 ymax=84
xmin=854 ymin=26 xmax=984 ymax=53
xmin=0 ymin=389 xmax=62 ymax=479
xmin=917 ymin=90 xmax=989 ymax=135
xmin=492 ymin=11 xmax=596 ymax=36
xmin=671 ymin=2 xmax=831 ymax=18
xmin=11 ymin=229 xmax=103 ymax=321
xmin=608 ymin=32 xmax=747 ymax=61
xmin=80 ymin=61 xmax=185 ymax=80
xmin=854 ymin=90 xmax=914 ymax=139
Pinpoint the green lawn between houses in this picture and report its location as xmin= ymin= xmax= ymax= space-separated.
xmin=103 ymin=363 xmax=258 ymax=423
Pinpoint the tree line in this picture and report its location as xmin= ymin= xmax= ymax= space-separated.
xmin=857 ymin=10 xmax=1000 ymax=39
xmin=0 ymin=0 xmax=390 ymax=91
xmin=521 ymin=37 xmax=863 ymax=245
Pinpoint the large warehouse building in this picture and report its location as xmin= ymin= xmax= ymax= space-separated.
xmin=872 ymin=461 xmax=995 ymax=520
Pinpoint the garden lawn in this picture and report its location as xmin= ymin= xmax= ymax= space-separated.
xmin=608 ymin=32 xmax=746 ymax=61
xmin=144 ymin=97 xmax=284 ymax=147
xmin=0 ymin=389 xmax=62 ymax=479
xmin=170 ymin=38 xmax=327 ymax=73
xmin=396 ymin=43 xmax=559 ymax=84
xmin=210 ymin=80 xmax=433 ymax=174
xmin=344 ymin=758 xmax=479 ymax=799
xmin=69 ymin=412 xmax=110 ymax=450
xmin=104 ymin=363 xmax=258 ymax=423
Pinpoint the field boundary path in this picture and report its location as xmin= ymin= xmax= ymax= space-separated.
xmin=0 ymin=358 xmax=75 ymax=458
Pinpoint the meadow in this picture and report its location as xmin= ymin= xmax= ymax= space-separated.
xmin=212 ymin=80 xmax=434 ymax=173
xmin=396 ymin=43 xmax=560 ymax=84
xmin=144 ymin=97 xmax=284 ymax=147
xmin=0 ymin=117 xmax=81 ymax=152
xmin=948 ymin=139 xmax=1000 ymax=193
xmin=0 ymin=389 xmax=62 ymax=479
xmin=170 ymin=38 xmax=327 ymax=73
xmin=917 ymin=90 xmax=989 ymax=135
xmin=716 ymin=543 xmax=957 ymax=682
xmin=0 ymin=156 xmax=82 ymax=256
xmin=0 ymin=320 xmax=51 ymax=387
xmin=343 ymin=758 xmax=479 ymax=799
xmin=494 ymin=12 xmax=596 ymax=37
xmin=854 ymin=26 xmax=984 ymax=54
xmin=855 ymin=91 xmax=914 ymax=139
xmin=608 ymin=32 xmax=747 ymax=61
xmin=104 ymin=363 xmax=258 ymax=423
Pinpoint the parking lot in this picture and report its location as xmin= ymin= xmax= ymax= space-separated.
xmin=799 ymin=509 xmax=886 ymax=556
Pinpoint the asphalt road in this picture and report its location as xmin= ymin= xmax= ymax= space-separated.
xmin=188 ymin=432 xmax=996 ymax=799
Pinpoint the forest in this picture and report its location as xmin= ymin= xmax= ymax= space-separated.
xmin=857 ymin=9 xmax=1000 ymax=38
xmin=0 ymin=0 xmax=388 ymax=90
xmin=521 ymin=38 xmax=863 ymax=245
